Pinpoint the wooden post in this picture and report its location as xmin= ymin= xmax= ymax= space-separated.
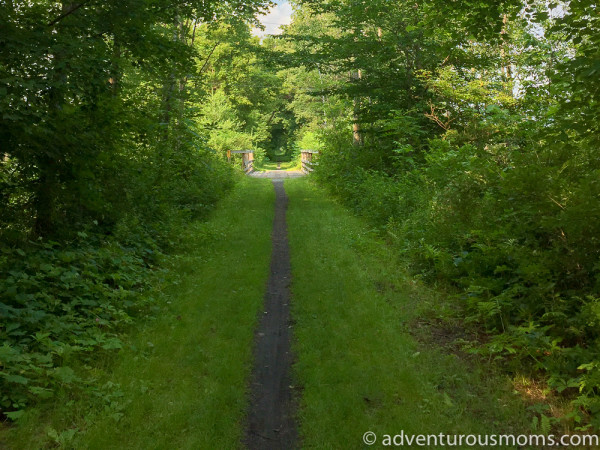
xmin=247 ymin=151 xmax=253 ymax=173
xmin=227 ymin=150 xmax=231 ymax=163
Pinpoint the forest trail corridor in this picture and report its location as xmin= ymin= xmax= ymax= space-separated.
xmin=3 ymin=1 xmax=597 ymax=443
xmin=245 ymin=180 xmax=297 ymax=449
xmin=3 ymin=177 xmax=531 ymax=449
xmin=3 ymin=0 xmax=597 ymax=443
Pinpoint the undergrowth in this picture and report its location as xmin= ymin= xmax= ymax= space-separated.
xmin=0 ymin=233 xmax=161 ymax=420
xmin=313 ymin=126 xmax=600 ymax=431
xmin=0 ymin=146 xmax=236 ymax=421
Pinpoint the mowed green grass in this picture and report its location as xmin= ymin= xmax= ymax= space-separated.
xmin=256 ymin=159 xmax=301 ymax=172
xmin=285 ymin=178 xmax=530 ymax=449
xmin=2 ymin=177 xmax=275 ymax=449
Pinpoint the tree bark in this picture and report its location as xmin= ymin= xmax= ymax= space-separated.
xmin=352 ymin=69 xmax=363 ymax=146
xmin=35 ymin=2 xmax=75 ymax=235
xmin=500 ymin=14 xmax=512 ymax=82
xmin=110 ymin=36 xmax=121 ymax=97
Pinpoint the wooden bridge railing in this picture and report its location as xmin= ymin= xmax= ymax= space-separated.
xmin=243 ymin=159 xmax=254 ymax=174
xmin=301 ymin=150 xmax=319 ymax=174
xmin=227 ymin=149 xmax=317 ymax=175
xmin=228 ymin=150 xmax=254 ymax=174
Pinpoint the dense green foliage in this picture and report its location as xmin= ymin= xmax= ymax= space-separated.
xmin=282 ymin=0 xmax=600 ymax=430
xmin=0 ymin=235 xmax=158 ymax=420
xmin=0 ymin=0 xmax=275 ymax=418
xmin=2 ymin=0 xmax=599 ymax=435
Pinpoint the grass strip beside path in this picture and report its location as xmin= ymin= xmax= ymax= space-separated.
xmin=79 ymin=178 xmax=275 ymax=449
xmin=256 ymin=160 xmax=301 ymax=172
xmin=285 ymin=178 xmax=530 ymax=449
xmin=3 ymin=177 xmax=275 ymax=449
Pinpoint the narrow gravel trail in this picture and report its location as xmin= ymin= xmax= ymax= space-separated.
xmin=245 ymin=179 xmax=297 ymax=449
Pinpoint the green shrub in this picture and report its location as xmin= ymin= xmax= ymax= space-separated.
xmin=0 ymin=235 xmax=156 ymax=416
xmin=0 ymin=135 xmax=235 ymax=418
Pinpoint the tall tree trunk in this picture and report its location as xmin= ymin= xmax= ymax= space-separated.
xmin=110 ymin=36 xmax=122 ymax=97
xmin=34 ymin=159 xmax=59 ymax=236
xmin=35 ymin=2 xmax=74 ymax=235
xmin=161 ymin=75 xmax=175 ymax=143
xmin=500 ymin=14 xmax=512 ymax=82
xmin=351 ymin=68 xmax=363 ymax=146
xmin=161 ymin=14 xmax=186 ymax=144
xmin=317 ymin=67 xmax=328 ymax=127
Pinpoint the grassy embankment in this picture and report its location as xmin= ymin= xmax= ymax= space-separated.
xmin=1 ymin=177 xmax=275 ymax=449
xmin=285 ymin=177 xmax=531 ymax=448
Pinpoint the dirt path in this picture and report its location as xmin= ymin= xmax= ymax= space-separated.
xmin=245 ymin=180 xmax=297 ymax=449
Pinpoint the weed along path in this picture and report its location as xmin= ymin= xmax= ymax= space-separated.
xmin=245 ymin=179 xmax=297 ymax=448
